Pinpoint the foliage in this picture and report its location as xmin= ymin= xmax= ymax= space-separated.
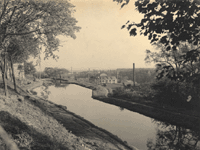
xmin=0 ymin=0 xmax=80 ymax=95
xmin=118 ymin=0 xmax=200 ymax=82
xmin=112 ymin=87 xmax=142 ymax=100
xmin=120 ymin=0 xmax=200 ymax=48
xmin=117 ymin=68 xmax=156 ymax=84
xmin=151 ymin=78 xmax=181 ymax=106
xmin=0 ymin=92 xmax=86 ymax=150
xmin=44 ymin=67 xmax=69 ymax=78
xmin=76 ymin=69 xmax=156 ymax=84
xmin=116 ymin=0 xmax=200 ymax=80
xmin=0 ymin=0 xmax=80 ymax=58
xmin=146 ymin=42 xmax=200 ymax=108
xmin=7 ymin=35 xmax=40 ymax=63
xmin=145 ymin=40 xmax=200 ymax=82
xmin=147 ymin=122 xmax=200 ymax=150
xmin=89 ymin=75 xmax=96 ymax=83
xmin=115 ymin=0 xmax=200 ymax=107
xmin=33 ymin=71 xmax=48 ymax=78
xmin=24 ymin=61 xmax=36 ymax=75
xmin=17 ymin=64 xmax=24 ymax=71
xmin=150 ymin=77 xmax=200 ymax=108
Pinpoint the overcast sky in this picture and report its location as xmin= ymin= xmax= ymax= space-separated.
xmin=38 ymin=0 xmax=155 ymax=71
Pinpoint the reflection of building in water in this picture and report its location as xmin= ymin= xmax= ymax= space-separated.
xmin=147 ymin=120 xmax=200 ymax=150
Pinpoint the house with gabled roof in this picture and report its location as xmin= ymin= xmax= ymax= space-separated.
xmin=99 ymin=73 xmax=117 ymax=84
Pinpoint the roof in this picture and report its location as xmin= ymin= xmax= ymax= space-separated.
xmin=107 ymin=76 xmax=117 ymax=80
xmin=100 ymin=73 xmax=107 ymax=77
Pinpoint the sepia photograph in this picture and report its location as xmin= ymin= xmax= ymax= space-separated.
xmin=0 ymin=0 xmax=199 ymax=150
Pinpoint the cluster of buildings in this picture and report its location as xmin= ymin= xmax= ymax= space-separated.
xmin=99 ymin=73 xmax=117 ymax=84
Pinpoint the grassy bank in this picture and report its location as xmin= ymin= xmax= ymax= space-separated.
xmin=0 ymin=79 xmax=134 ymax=150
xmin=92 ymin=95 xmax=200 ymax=132
xmin=0 ymin=86 xmax=89 ymax=150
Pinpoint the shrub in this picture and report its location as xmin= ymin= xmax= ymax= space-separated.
xmin=102 ymin=83 xmax=106 ymax=87
xmin=150 ymin=78 xmax=198 ymax=109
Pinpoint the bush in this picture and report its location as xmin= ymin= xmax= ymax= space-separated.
xmin=112 ymin=87 xmax=133 ymax=99
xmin=102 ymin=83 xmax=106 ymax=87
xmin=150 ymin=78 xmax=197 ymax=109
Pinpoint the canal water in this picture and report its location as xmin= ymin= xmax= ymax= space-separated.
xmin=34 ymin=84 xmax=200 ymax=150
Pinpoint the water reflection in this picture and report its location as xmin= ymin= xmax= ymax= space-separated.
xmin=39 ymin=86 xmax=50 ymax=99
xmin=55 ymin=83 xmax=69 ymax=88
xmin=34 ymin=84 xmax=200 ymax=150
xmin=37 ymin=83 xmax=69 ymax=99
xmin=147 ymin=120 xmax=200 ymax=150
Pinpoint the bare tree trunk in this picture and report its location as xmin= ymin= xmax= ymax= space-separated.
xmin=3 ymin=52 xmax=8 ymax=96
xmin=0 ymin=61 xmax=5 ymax=87
xmin=10 ymin=56 xmax=17 ymax=92
xmin=9 ymin=68 xmax=12 ymax=82
xmin=5 ymin=63 xmax=8 ymax=79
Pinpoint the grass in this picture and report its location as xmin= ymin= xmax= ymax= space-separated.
xmin=0 ymin=79 xmax=134 ymax=150
xmin=105 ymin=83 xmax=123 ymax=89
xmin=104 ymin=82 xmax=200 ymax=120
xmin=0 ymin=84 xmax=88 ymax=150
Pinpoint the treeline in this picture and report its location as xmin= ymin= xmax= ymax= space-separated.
xmin=0 ymin=0 xmax=80 ymax=96
xmin=117 ymin=68 xmax=156 ymax=84
xmin=115 ymin=0 xmax=200 ymax=110
xmin=75 ymin=68 xmax=156 ymax=84
xmin=34 ymin=67 xmax=70 ymax=79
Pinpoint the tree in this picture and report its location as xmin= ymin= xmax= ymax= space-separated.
xmin=147 ymin=120 xmax=200 ymax=150
xmin=115 ymin=0 xmax=200 ymax=105
xmin=117 ymin=0 xmax=200 ymax=47
xmin=0 ymin=0 xmax=80 ymax=96
xmin=24 ymin=61 xmax=36 ymax=75
xmin=44 ymin=67 xmax=56 ymax=78
xmin=145 ymin=42 xmax=197 ymax=80
xmin=115 ymin=0 xmax=200 ymax=79
xmin=4 ymin=34 xmax=40 ymax=92
xmin=44 ymin=67 xmax=69 ymax=80
xmin=56 ymin=68 xmax=69 ymax=83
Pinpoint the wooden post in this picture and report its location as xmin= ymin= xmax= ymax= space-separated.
xmin=133 ymin=63 xmax=135 ymax=87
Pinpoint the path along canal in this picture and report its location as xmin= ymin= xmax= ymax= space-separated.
xmin=34 ymin=84 xmax=200 ymax=150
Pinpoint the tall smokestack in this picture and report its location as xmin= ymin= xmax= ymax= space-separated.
xmin=133 ymin=63 xmax=135 ymax=86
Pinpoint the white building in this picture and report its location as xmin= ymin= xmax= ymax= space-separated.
xmin=99 ymin=73 xmax=117 ymax=84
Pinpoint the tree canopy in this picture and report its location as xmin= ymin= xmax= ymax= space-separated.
xmin=0 ymin=0 xmax=80 ymax=59
xmin=115 ymin=0 xmax=200 ymax=81
xmin=44 ymin=67 xmax=69 ymax=78
xmin=0 ymin=0 xmax=80 ymax=95
xmin=24 ymin=61 xmax=36 ymax=75
xmin=117 ymin=0 xmax=200 ymax=50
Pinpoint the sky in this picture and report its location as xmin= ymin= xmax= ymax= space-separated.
xmin=38 ymin=0 xmax=155 ymax=71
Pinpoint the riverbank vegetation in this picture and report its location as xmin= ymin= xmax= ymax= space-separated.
xmin=0 ymin=0 xmax=80 ymax=96
xmin=147 ymin=120 xmax=200 ymax=150
xmin=0 ymin=80 xmax=88 ymax=150
xmin=110 ymin=0 xmax=200 ymax=114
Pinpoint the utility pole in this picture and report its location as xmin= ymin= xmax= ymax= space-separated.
xmin=133 ymin=63 xmax=135 ymax=86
